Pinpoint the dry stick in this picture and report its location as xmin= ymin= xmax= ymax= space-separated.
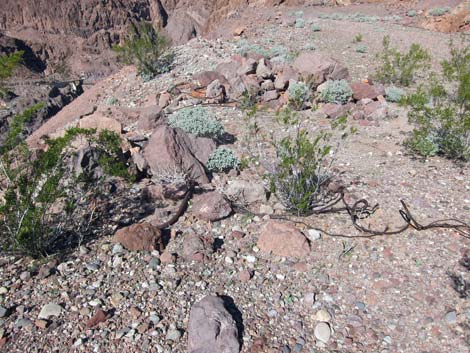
xmin=233 ymin=190 xmax=470 ymax=239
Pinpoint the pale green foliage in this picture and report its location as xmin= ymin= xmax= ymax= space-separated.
xmin=295 ymin=18 xmax=305 ymax=28
xmin=385 ymin=86 xmax=405 ymax=102
xmin=206 ymin=147 xmax=239 ymax=172
xmin=113 ymin=22 xmax=172 ymax=79
xmin=311 ymin=24 xmax=321 ymax=32
xmin=168 ymin=106 xmax=225 ymax=139
xmin=288 ymin=81 xmax=310 ymax=110
xmin=353 ymin=33 xmax=363 ymax=43
xmin=319 ymin=80 xmax=352 ymax=104
xmin=404 ymin=39 xmax=470 ymax=161
xmin=375 ymin=35 xmax=431 ymax=87
xmin=0 ymin=51 xmax=23 ymax=97
xmin=429 ymin=7 xmax=450 ymax=16
xmin=407 ymin=10 xmax=417 ymax=17
xmin=355 ymin=45 xmax=368 ymax=53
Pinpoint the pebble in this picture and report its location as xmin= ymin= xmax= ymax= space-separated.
xmin=148 ymin=258 xmax=160 ymax=269
xmin=281 ymin=345 xmax=291 ymax=353
xmin=225 ymin=256 xmax=234 ymax=264
xmin=315 ymin=309 xmax=332 ymax=322
xmin=307 ymin=229 xmax=322 ymax=240
xmin=0 ymin=287 xmax=7 ymax=295
xmin=246 ymin=255 xmax=256 ymax=263
xmin=383 ymin=336 xmax=392 ymax=344
xmin=355 ymin=301 xmax=366 ymax=311
xmin=0 ymin=307 xmax=7 ymax=318
xmin=314 ymin=322 xmax=331 ymax=343
xmin=166 ymin=328 xmax=182 ymax=341
xmin=20 ymin=271 xmax=31 ymax=281
xmin=445 ymin=311 xmax=457 ymax=324
xmin=112 ymin=244 xmax=125 ymax=255
xmin=38 ymin=303 xmax=63 ymax=319
xmin=303 ymin=292 xmax=315 ymax=306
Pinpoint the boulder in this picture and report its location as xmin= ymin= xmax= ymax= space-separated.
xmin=256 ymin=58 xmax=273 ymax=79
xmin=350 ymin=82 xmax=385 ymax=101
xmin=241 ymin=75 xmax=261 ymax=96
xmin=192 ymin=191 xmax=232 ymax=221
xmin=237 ymin=58 xmax=257 ymax=76
xmin=206 ymin=79 xmax=225 ymax=99
xmin=143 ymin=125 xmax=216 ymax=184
xmin=274 ymin=66 xmax=299 ymax=90
xmin=183 ymin=233 xmax=212 ymax=262
xmin=216 ymin=61 xmax=242 ymax=82
xmin=320 ymin=103 xmax=353 ymax=119
xmin=137 ymin=105 xmax=162 ymax=131
xmin=113 ymin=223 xmax=162 ymax=251
xmin=262 ymin=90 xmax=279 ymax=102
xmin=188 ymin=295 xmax=240 ymax=353
xmin=79 ymin=114 xmax=122 ymax=134
xmin=225 ymin=180 xmax=267 ymax=204
xmin=257 ymin=221 xmax=310 ymax=258
xmin=293 ymin=52 xmax=349 ymax=85
xmin=193 ymin=71 xmax=229 ymax=87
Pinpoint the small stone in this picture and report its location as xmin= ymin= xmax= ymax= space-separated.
xmin=20 ymin=271 xmax=31 ymax=281
xmin=383 ymin=336 xmax=392 ymax=344
xmin=149 ymin=257 xmax=160 ymax=269
xmin=35 ymin=319 xmax=48 ymax=329
xmin=73 ymin=338 xmax=83 ymax=348
xmin=315 ymin=309 xmax=332 ymax=322
xmin=445 ymin=311 xmax=457 ymax=324
xmin=307 ymin=229 xmax=321 ymax=240
xmin=355 ymin=301 xmax=366 ymax=311
xmin=15 ymin=318 xmax=32 ymax=328
xmin=246 ymin=255 xmax=256 ymax=263
xmin=314 ymin=322 xmax=331 ymax=343
xmin=166 ymin=328 xmax=182 ymax=341
xmin=303 ymin=292 xmax=315 ymax=306
xmin=0 ymin=287 xmax=7 ymax=295
xmin=160 ymin=251 xmax=176 ymax=264
xmin=225 ymin=257 xmax=234 ymax=264
xmin=86 ymin=309 xmax=107 ymax=329
xmin=281 ymin=345 xmax=291 ymax=353
xmin=38 ymin=303 xmax=63 ymax=319
xmin=238 ymin=270 xmax=252 ymax=282
xmin=0 ymin=307 xmax=7 ymax=318
xmin=112 ymin=244 xmax=125 ymax=254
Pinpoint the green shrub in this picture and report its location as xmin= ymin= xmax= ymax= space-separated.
xmin=288 ymin=81 xmax=310 ymax=110
xmin=319 ymin=80 xmax=352 ymax=104
xmin=429 ymin=7 xmax=450 ymax=16
xmin=404 ymin=40 xmax=470 ymax=161
xmin=235 ymin=40 xmax=270 ymax=58
xmin=0 ymin=51 xmax=23 ymax=97
xmin=113 ymin=22 xmax=173 ymax=79
xmin=385 ymin=86 xmax=405 ymax=102
xmin=311 ymin=24 xmax=321 ymax=32
xmin=295 ymin=18 xmax=305 ymax=28
xmin=355 ymin=45 xmax=368 ymax=53
xmin=0 ymin=107 xmax=133 ymax=257
xmin=206 ymin=147 xmax=239 ymax=172
xmin=375 ymin=35 xmax=431 ymax=87
xmin=353 ymin=33 xmax=363 ymax=43
xmin=168 ymin=106 xmax=225 ymax=139
xmin=407 ymin=10 xmax=417 ymax=17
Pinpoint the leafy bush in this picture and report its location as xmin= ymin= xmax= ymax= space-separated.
xmin=0 ymin=51 xmax=23 ymax=97
xmin=295 ymin=18 xmax=305 ymax=28
xmin=206 ymin=147 xmax=239 ymax=172
xmin=385 ymin=86 xmax=405 ymax=102
xmin=404 ymin=40 xmax=470 ymax=161
xmin=375 ymin=35 xmax=431 ymax=87
xmin=311 ymin=25 xmax=321 ymax=32
xmin=168 ymin=106 xmax=225 ymax=139
xmin=235 ymin=40 xmax=270 ymax=58
xmin=113 ymin=22 xmax=173 ymax=79
xmin=0 ymin=107 xmax=133 ymax=257
xmin=407 ymin=10 xmax=417 ymax=17
xmin=355 ymin=45 xmax=368 ymax=53
xmin=319 ymin=80 xmax=352 ymax=104
xmin=288 ymin=81 xmax=310 ymax=110
xmin=353 ymin=33 xmax=363 ymax=43
xmin=429 ymin=7 xmax=450 ymax=16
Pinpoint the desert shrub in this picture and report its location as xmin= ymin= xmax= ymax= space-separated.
xmin=407 ymin=10 xmax=417 ymax=17
xmin=319 ymin=80 xmax=352 ymax=104
xmin=355 ymin=45 xmax=368 ymax=53
xmin=385 ymin=86 xmax=405 ymax=102
xmin=375 ymin=35 xmax=431 ymax=87
xmin=311 ymin=24 xmax=321 ymax=32
xmin=106 ymin=96 xmax=118 ymax=105
xmin=113 ymin=22 xmax=173 ymax=79
xmin=288 ymin=81 xmax=310 ymax=110
xmin=206 ymin=147 xmax=239 ymax=172
xmin=235 ymin=40 xmax=270 ymax=58
xmin=404 ymin=40 xmax=470 ymax=161
xmin=303 ymin=43 xmax=316 ymax=51
xmin=353 ymin=33 xmax=363 ymax=43
xmin=0 ymin=51 xmax=23 ymax=97
xmin=429 ymin=7 xmax=450 ymax=16
xmin=295 ymin=18 xmax=305 ymax=28
xmin=0 ymin=107 xmax=133 ymax=257
xmin=294 ymin=11 xmax=304 ymax=18
xmin=168 ymin=106 xmax=225 ymax=139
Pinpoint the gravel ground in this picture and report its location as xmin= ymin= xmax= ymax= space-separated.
xmin=1 ymin=2 xmax=470 ymax=353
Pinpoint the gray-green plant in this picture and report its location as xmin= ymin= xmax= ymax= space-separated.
xmin=288 ymin=81 xmax=310 ymax=110
xmin=375 ymin=35 xmax=431 ymax=87
xmin=0 ymin=51 xmax=23 ymax=98
xmin=429 ymin=7 xmax=450 ymax=16
xmin=403 ymin=39 xmax=470 ymax=161
xmin=407 ymin=10 xmax=417 ymax=17
xmin=319 ymin=80 xmax=352 ymax=104
xmin=353 ymin=33 xmax=363 ymax=43
xmin=311 ymin=24 xmax=321 ymax=32
xmin=355 ymin=45 xmax=368 ymax=53
xmin=113 ymin=22 xmax=173 ymax=79
xmin=295 ymin=18 xmax=305 ymax=28
xmin=385 ymin=86 xmax=405 ymax=102
xmin=206 ymin=147 xmax=239 ymax=172
xmin=168 ymin=106 xmax=225 ymax=139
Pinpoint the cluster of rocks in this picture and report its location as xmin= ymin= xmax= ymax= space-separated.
xmin=192 ymin=50 xmax=394 ymax=121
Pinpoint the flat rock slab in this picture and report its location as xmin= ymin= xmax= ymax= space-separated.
xmin=38 ymin=303 xmax=63 ymax=319
xmin=188 ymin=295 xmax=240 ymax=353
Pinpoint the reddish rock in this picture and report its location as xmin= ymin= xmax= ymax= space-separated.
xmin=293 ymin=52 xmax=349 ymax=85
xmin=257 ymin=221 xmax=310 ymax=258
xmin=238 ymin=270 xmax=253 ymax=282
xmin=86 ymin=309 xmax=107 ymax=329
xmin=233 ymin=26 xmax=246 ymax=36
xmin=274 ymin=66 xmax=299 ymax=90
xmin=350 ymin=82 xmax=385 ymax=100
xmin=241 ymin=75 xmax=261 ymax=96
xmin=158 ymin=92 xmax=171 ymax=108
xmin=237 ymin=58 xmax=257 ymax=76
xmin=192 ymin=191 xmax=232 ymax=221
xmin=79 ymin=114 xmax=122 ymax=134
xmin=35 ymin=319 xmax=48 ymax=329
xmin=183 ymin=233 xmax=211 ymax=261
xmin=262 ymin=90 xmax=279 ymax=102
xmin=143 ymin=125 xmax=216 ymax=184
xmin=321 ymin=103 xmax=352 ymax=119
xmin=160 ymin=251 xmax=176 ymax=264
xmin=137 ymin=105 xmax=163 ymax=131
xmin=193 ymin=71 xmax=229 ymax=87
xmin=216 ymin=61 xmax=242 ymax=82
xmin=113 ymin=223 xmax=162 ymax=252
